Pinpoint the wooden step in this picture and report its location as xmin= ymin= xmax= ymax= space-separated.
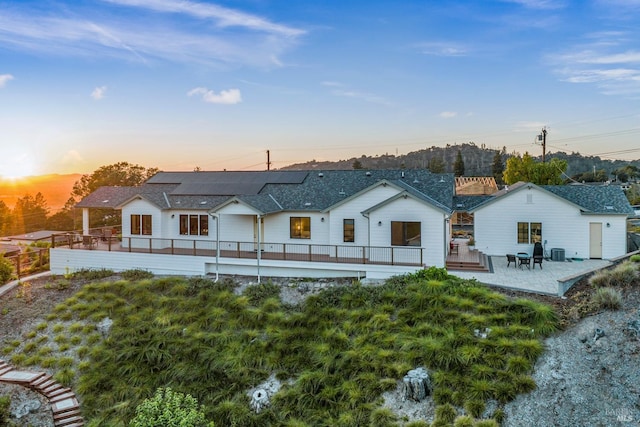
xmin=29 ymin=373 xmax=52 ymax=388
xmin=0 ymin=366 xmax=13 ymax=376
xmin=42 ymin=383 xmax=65 ymax=394
xmin=50 ymin=391 xmax=76 ymax=403
xmin=55 ymin=415 xmax=84 ymax=426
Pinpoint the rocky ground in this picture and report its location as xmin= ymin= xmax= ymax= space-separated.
xmin=1 ymin=273 xmax=639 ymax=426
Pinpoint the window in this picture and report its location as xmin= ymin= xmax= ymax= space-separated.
xmin=391 ymin=221 xmax=421 ymax=246
xmin=180 ymin=214 xmax=209 ymax=236
xmin=343 ymin=219 xmax=354 ymax=242
xmin=131 ymin=214 xmax=152 ymax=235
xmin=290 ymin=217 xmax=311 ymax=239
xmin=517 ymin=222 xmax=542 ymax=244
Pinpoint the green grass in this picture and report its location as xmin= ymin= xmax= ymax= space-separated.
xmin=12 ymin=268 xmax=556 ymax=426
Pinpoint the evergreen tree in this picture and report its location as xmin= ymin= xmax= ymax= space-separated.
xmin=428 ymin=157 xmax=446 ymax=173
xmin=492 ymin=151 xmax=504 ymax=184
xmin=454 ymin=150 xmax=465 ymax=176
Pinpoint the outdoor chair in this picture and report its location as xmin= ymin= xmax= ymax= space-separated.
xmin=533 ymin=242 xmax=543 ymax=269
xmin=506 ymin=254 xmax=516 ymax=268
xmin=82 ymin=235 xmax=96 ymax=250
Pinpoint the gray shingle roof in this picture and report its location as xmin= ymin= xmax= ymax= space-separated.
xmin=77 ymin=173 xmax=632 ymax=217
xmin=542 ymin=184 xmax=634 ymax=215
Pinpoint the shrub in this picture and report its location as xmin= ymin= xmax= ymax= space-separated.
xmin=434 ymin=403 xmax=457 ymax=423
xmin=121 ymin=269 xmax=154 ymax=281
xmin=129 ymin=387 xmax=214 ymax=427
xmin=592 ymin=287 xmax=623 ymax=310
xmin=630 ymin=254 xmax=640 ymax=263
xmin=453 ymin=415 xmax=474 ymax=427
xmin=0 ymin=395 xmax=11 ymax=425
xmin=0 ymin=257 xmax=13 ymax=284
xmin=72 ymin=268 xmax=114 ymax=280
xmin=609 ymin=262 xmax=638 ymax=286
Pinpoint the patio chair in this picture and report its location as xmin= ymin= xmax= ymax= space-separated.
xmin=533 ymin=242 xmax=543 ymax=269
xmin=506 ymin=254 xmax=516 ymax=268
xmin=82 ymin=235 xmax=95 ymax=250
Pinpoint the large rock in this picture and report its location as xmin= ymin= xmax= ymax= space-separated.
xmin=402 ymin=367 xmax=432 ymax=402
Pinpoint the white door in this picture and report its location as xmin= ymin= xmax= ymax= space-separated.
xmin=589 ymin=222 xmax=602 ymax=259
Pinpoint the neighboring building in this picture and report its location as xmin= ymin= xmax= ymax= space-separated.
xmin=49 ymin=170 xmax=634 ymax=281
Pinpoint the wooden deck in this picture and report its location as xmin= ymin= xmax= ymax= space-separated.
xmin=446 ymin=239 xmax=491 ymax=272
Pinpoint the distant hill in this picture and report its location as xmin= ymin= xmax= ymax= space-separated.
xmin=0 ymin=174 xmax=81 ymax=212
xmin=280 ymin=143 xmax=640 ymax=179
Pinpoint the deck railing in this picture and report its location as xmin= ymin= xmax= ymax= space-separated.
xmin=51 ymin=232 xmax=425 ymax=267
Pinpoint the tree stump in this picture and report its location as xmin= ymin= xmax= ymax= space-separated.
xmin=402 ymin=367 xmax=432 ymax=402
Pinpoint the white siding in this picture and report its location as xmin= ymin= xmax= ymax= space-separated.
xmin=263 ymin=212 xmax=329 ymax=245
xmin=369 ymin=197 xmax=446 ymax=267
xmin=329 ymin=185 xmax=400 ymax=246
xmin=474 ymin=187 xmax=628 ymax=259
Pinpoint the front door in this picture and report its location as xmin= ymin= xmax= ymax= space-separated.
xmin=589 ymin=222 xmax=602 ymax=259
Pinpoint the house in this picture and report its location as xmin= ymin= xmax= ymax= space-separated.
xmin=467 ymin=182 xmax=634 ymax=259
xmin=52 ymin=170 xmax=455 ymax=280
xmin=49 ymin=171 xmax=634 ymax=281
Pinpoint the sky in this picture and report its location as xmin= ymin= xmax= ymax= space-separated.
xmin=1 ymin=0 xmax=640 ymax=178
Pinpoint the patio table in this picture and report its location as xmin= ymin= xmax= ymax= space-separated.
xmin=517 ymin=252 xmax=531 ymax=269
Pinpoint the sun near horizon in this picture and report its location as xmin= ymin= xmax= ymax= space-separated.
xmin=0 ymin=157 xmax=38 ymax=181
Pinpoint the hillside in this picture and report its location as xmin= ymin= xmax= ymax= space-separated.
xmin=280 ymin=143 xmax=640 ymax=180
xmin=0 ymin=174 xmax=81 ymax=212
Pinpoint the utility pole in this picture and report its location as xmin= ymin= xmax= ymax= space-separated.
xmin=266 ymin=150 xmax=271 ymax=171
xmin=536 ymin=128 xmax=547 ymax=163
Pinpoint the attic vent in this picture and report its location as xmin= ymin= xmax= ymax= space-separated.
xmin=339 ymin=189 xmax=346 ymax=196
xmin=318 ymin=173 xmax=324 ymax=177
xmin=304 ymin=202 xmax=311 ymax=206
xmin=413 ymin=178 xmax=419 ymax=184
xmin=456 ymin=203 xmax=464 ymax=208
xmin=401 ymin=171 xmax=405 ymax=178
xmin=439 ymin=177 xmax=445 ymax=183
xmin=366 ymin=171 xmax=371 ymax=176
xmin=200 ymin=201 xmax=207 ymax=205
xmin=605 ymin=205 xmax=614 ymax=210
xmin=102 ymin=199 xmax=109 ymax=203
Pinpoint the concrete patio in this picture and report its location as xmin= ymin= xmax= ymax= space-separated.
xmin=452 ymin=255 xmax=611 ymax=296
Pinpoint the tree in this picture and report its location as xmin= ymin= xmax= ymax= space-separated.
xmin=454 ymin=150 xmax=465 ymax=177
xmin=491 ymin=151 xmax=504 ymax=185
xmin=71 ymin=162 xmax=158 ymax=201
xmin=12 ymin=193 xmax=49 ymax=234
xmin=352 ymin=159 xmax=363 ymax=169
xmin=69 ymin=162 xmax=159 ymax=228
xmin=0 ymin=201 xmax=12 ymax=237
xmin=129 ymin=387 xmax=213 ymax=427
xmin=428 ymin=157 xmax=446 ymax=173
xmin=503 ymin=153 xmax=567 ymax=185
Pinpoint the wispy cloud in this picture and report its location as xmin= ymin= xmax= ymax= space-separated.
xmin=188 ymin=87 xmax=242 ymax=104
xmin=514 ymin=121 xmax=546 ymax=133
xmin=0 ymin=74 xmax=14 ymax=88
xmin=500 ymin=0 xmax=567 ymax=10
xmin=550 ymin=31 xmax=640 ymax=96
xmin=102 ymin=0 xmax=305 ymax=37
xmin=0 ymin=1 xmax=304 ymax=68
xmin=91 ymin=86 xmax=108 ymax=100
xmin=322 ymin=81 xmax=391 ymax=106
xmin=416 ymin=42 xmax=468 ymax=57
xmin=439 ymin=111 xmax=458 ymax=119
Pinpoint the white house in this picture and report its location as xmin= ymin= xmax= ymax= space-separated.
xmin=466 ymin=182 xmax=633 ymax=260
xmin=49 ymin=171 xmax=634 ymax=281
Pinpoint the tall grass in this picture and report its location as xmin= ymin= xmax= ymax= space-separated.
xmin=6 ymin=268 xmax=557 ymax=426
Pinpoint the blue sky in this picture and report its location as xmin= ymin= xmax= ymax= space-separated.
xmin=1 ymin=0 xmax=640 ymax=177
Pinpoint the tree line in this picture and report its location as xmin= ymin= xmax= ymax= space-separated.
xmin=0 ymin=162 xmax=158 ymax=236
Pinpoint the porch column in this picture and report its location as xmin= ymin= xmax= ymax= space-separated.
xmin=257 ymin=214 xmax=262 ymax=284
xmin=82 ymin=208 xmax=90 ymax=235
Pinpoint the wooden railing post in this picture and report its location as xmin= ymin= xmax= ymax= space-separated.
xmin=16 ymin=255 xmax=21 ymax=278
